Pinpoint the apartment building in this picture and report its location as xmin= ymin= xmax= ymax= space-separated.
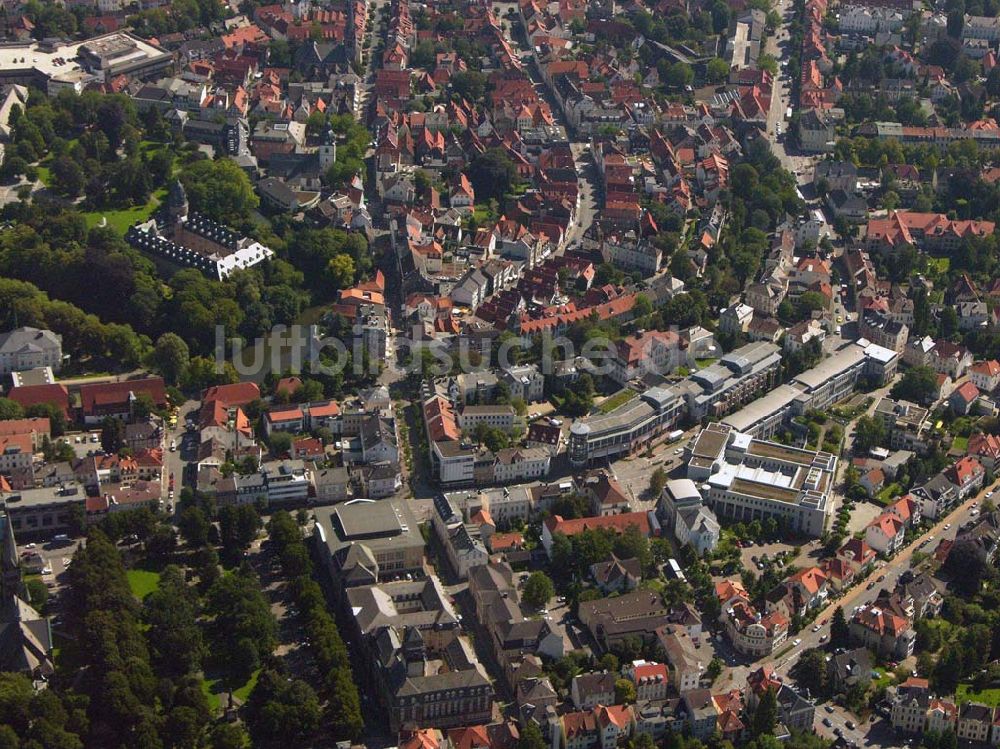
xmin=608 ymin=330 xmax=685 ymax=384
xmin=875 ymin=397 xmax=932 ymax=453
xmin=860 ymin=311 xmax=909 ymax=354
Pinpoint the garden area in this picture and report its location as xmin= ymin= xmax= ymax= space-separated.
xmin=598 ymin=388 xmax=638 ymax=414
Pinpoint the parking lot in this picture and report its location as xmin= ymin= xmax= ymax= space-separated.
xmin=56 ymin=430 xmax=104 ymax=458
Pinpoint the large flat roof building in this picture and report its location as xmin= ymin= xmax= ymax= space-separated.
xmin=687 ymin=423 xmax=837 ymax=537
xmin=720 ymin=340 xmax=899 ymax=438
xmin=0 ymin=32 xmax=172 ymax=93
xmin=676 ymin=341 xmax=783 ymax=422
xmin=568 ymin=386 xmax=683 ymax=467
xmin=313 ymin=499 xmax=424 ymax=588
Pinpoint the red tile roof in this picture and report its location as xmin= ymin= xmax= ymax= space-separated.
xmin=544 ymin=512 xmax=651 ymax=538
xmin=79 ymin=377 xmax=166 ymax=415
xmin=6 ymin=384 xmax=70 ymax=416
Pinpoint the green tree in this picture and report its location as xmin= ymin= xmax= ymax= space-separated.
xmin=152 ymin=332 xmax=190 ymax=385
xmin=796 ymin=291 xmax=827 ymax=321
xmin=522 ymin=571 xmax=555 ymax=609
xmin=517 ymin=720 xmax=547 ymax=749
xmin=0 ymin=399 xmax=24 ymax=420
xmin=891 ymin=366 xmax=938 ymax=404
xmin=268 ymin=430 xmax=293 ymax=457
xmin=327 ymin=254 xmax=355 ymax=289
xmin=208 ymin=723 xmax=250 ymax=749
xmin=326 ymin=666 xmax=364 ymax=739
xmin=615 ymin=678 xmax=637 ymax=704
xmin=943 ymin=539 xmax=988 ymax=597
xmin=790 ymin=649 xmax=828 ymax=697
xmin=830 ymin=606 xmax=850 ymax=648
xmin=179 ymin=158 xmax=259 ymax=225
xmin=853 ymin=415 xmax=887 ymax=454
xmin=100 ymin=416 xmax=124 ymax=453
xmin=650 ymin=467 xmax=668 ymax=496
xmin=218 ymin=505 xmax=262 ymax=555
xmin=705 ymin=657 xmax=723 ymax=684
xmin=178 ymin=507 xmax=210 ymax=548
xmin=245 ymin=670 xmax=321 ymax=744
xmin=706 ymin=57 xmax=730 ymax=83
xmin=51 ymin=155 xmax=86 ymax=197
xmin=468 ymin=148 xmax=517 ymax=202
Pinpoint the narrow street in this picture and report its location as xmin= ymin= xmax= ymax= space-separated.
xmin=510 ymin=25 xmax=601 ymax=249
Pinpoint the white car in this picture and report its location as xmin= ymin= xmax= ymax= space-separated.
xmin=944 ymin=524 xmax=951 ymax=531
xmin=169 ymin=440 xmax=176 ymax=452
xmin=792 ymin=638 xmax=802 ymax=646
xmin=41 ymin=567 xmax=52 ymax=575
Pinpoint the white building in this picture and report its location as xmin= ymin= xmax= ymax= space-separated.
xmin=687 ymin=423 xmax=837 ymax=538
xmin=0 ymin=327 xmax=62 ymax=375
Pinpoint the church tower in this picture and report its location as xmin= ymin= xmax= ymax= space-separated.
xmin=167 ymin=179 xmax=189 ymax=223
xmin=319 ymin=123 xmax=337 ymax=171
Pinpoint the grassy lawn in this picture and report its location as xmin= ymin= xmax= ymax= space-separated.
xmin=952 ymin=436 xmax=969 ymax=453
xmin=956 ymin=684 xmax=1000 ymax=707
xmin=927 ymin=257 xmax=950 ymax=274
xmin=83 ymin=185 xmax=167 ymax=235
xmin=598 ymin=389 xmax=638 ymax=414
xmin=36 ymin=164 xmax=52 ymax=187
xmin=126 ymin=569 xmax=161 ymax=600
xmin=696 ymin=357 xmax=719 ymax=369
xmin=875 ymin=482 xmax=903 ymax=506
xmin=201 ymin=668 xmax=261 ymax=712
xmin=871 ymin=667 xmax=894 ymax=690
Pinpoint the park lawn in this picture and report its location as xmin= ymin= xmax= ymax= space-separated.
xmin=696 ymin=358 xmax=719 ymax=369
xmin=598 ymin=389 xmax=638 ymax=414
xmin=83 ymin=186 xmax=167 ymax=235
xmin=952 ymin=436 xmax=969 ymax=453
xmin=956 ymin=684 xmax=1000 ymax=707
xmin=36 ymin=164 xmax=53 ymax=187
xmin=202 ymin=667 xmax=261 ymax=711
xmin=126 ymin=569 xmax=161 ymax=600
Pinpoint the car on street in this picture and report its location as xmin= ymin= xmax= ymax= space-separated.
xmin=792 ymin=638 xmax=801 ymax=646
xmin=846 ymin=721 xmax=856 ymax=730
xmin=825 ymin=706 xmax=835 ymax=713
xmin=944 ymin=524 xmax=951 ymax=530
xmin=812 ymin=625 xmax=821 ymax=632
xmin=823 ymin=719 xmax=833 ymax=727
